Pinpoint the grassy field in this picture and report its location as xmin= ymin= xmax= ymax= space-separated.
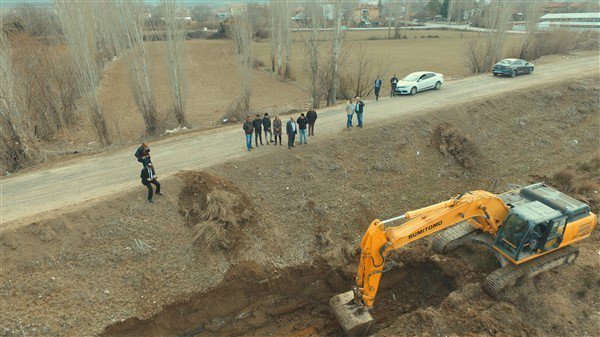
xmin=254 ymin=29 xmax=524 ymax=85
xmin=70 ymin=29 xmax=523 ymax=145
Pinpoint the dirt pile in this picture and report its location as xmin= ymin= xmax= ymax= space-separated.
xmin=178 ymin=171 xmax=255 ymax=250
xmin=430 ymin=122 xmax=478 ymax=169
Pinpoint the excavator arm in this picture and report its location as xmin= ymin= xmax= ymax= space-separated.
xmin=330 ymin=190 xmax=509 ymax=336
xmin=356 ymin=190 xmax=509 ymax=308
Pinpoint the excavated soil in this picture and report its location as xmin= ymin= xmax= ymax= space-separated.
xmin=1 ymin=77 xmax=599 ymax=337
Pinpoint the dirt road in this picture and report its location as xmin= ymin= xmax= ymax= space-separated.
xmin=2 ymin=55 xmax=598 ymax=228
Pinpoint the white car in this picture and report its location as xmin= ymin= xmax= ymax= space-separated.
xmin=394 ymin=71 xmax=444 ymax=95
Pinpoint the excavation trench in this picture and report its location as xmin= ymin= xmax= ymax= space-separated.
xmin=101 ymin=260 xmax=456 ymax=337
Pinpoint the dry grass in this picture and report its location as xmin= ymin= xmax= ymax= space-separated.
xmin=430 ymin=123 xmax=478 ymax=170
xmin=192 ymin=220 xmax=230 ymax=250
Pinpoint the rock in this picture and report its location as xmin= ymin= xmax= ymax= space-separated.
xmin=204 ymin=318 xmax=227 ymax=332
xmin=246 ymin=310 xmax=269 ymax=327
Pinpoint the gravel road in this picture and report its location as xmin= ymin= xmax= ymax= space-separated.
xmin=1 ymin=55 xmax=598 ymax=229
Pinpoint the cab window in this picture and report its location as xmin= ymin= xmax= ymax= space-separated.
xmin=496 ymin=214 xmax=529 ymax=258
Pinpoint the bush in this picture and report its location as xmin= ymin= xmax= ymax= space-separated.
xmin=525 ymin=29 xmax=583 ymax=60
xmin=252 ymin=58 xmax=265 ymax=68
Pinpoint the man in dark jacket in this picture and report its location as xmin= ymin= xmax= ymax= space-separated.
xmin=296 ymin=113 xmax=309 ymax=144
xmin=242 ymin=116 xmax=253 ymax=151
xmin=355 ymin=97 xmax=365 ymax=128
xmin=374 ymin=75 xmax=382 ymax=101
xmin=262 ymin=113 xmax=273 ymax=144
xmin=306 ymin=107 xmax=317 ymax=137
xmin=390 ymin=74 xmax=399 ymax=97
xmin=141 ymin=162 xmax=161 ymax=203
xmin=134 ymin=142 xmax=151 ymax=167
xmin=286 ymin=117 xmax=297 ymax=149
xmin=252 ymin=114 xmax=263 ymax=147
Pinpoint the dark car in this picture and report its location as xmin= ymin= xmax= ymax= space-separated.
xmin=492 ymin=58 xmax=534 ymax=78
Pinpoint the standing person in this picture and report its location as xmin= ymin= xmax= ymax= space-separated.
xmin=345 ymin=99 xmax=355 ymax=128
xmin=134 ymin=142 xmax=151 ymax=167
xmin=141 ymin=162 xmax=162 ymax=203
xmin=306 ymin=107 xmax=318 ymax=137
xmin=286 ymin=117 xmax=297 ymax=149
xmin=273 ymin=114 xmax=283 ymax=146
xmin=242 ymin=116 xmax=254 ymax=151
xmin=390 ymin=74 xmax=399 ymax=97
xmin=252 ymin=114 xmax=263 ymax=147
xmin=296 ymin=113 xmax=308 ymax=144
xmin=374 ymin=75 xmax=382 ymax=101
xmin=355 ymin=97 xmax=365 ymax=128
xmin=262 ymin=113 xmax=273 ymax=144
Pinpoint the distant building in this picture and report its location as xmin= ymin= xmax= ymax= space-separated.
xmin=354 ymin=4 xmax=380 ymax=22
xmin=230 ymin=3 xmax=248 ymax=17
xmin=538 ymin=12 xmax=600 ymax=29
xmin=217 ymin=7 xmax=231 ymax=20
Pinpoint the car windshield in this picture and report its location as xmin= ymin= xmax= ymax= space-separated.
xmin=498 ymin=60 xmax=514 ymax=65
xmin=403 ymin=73 xmax=421 ymax=81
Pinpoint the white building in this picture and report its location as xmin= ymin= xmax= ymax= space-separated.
xmin=538 ymin=12 xmax=600 ymax=29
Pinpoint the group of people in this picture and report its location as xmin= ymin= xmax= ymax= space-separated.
xmin=374 ymin=74 xmax=400 ymax=101
xmin=134 ymin=143 xmax=162 ymax=203
xmin=242 ymin=108 xmax=318 ymax=151
xmin=345 ymin=97 xmax=366 ymax=128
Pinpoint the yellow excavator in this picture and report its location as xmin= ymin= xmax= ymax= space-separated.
xmin=330 ymin=183 xmax=597 ymax=336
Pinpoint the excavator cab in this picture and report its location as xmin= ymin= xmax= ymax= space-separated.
xmin=495 ymin=209 xmax=566 ymax=262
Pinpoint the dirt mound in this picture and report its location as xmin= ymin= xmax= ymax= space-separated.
xmin=430 ymin=123 xmax=478 ymax=169
xmin=178 ymin=171 xmax=255 ymax=250
xmin=531 ymin=156 xmax=600 ymax=212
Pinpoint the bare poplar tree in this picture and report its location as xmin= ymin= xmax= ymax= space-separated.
xmin=519 ymin=0 xmax=543 ymax=59
xmin=282 ymin=0 xmax=292 ymax=78
xmin=163 ymin=0 xmax=189 ymax=127
xmin=268 ymin=0 xmax=280 ymax=72
xmin=464 ymin=0 xmax=511 ymax=73
xmin=116 ymin=0 xmax=159 ymax=134
xmin=304 ymin=0 xmax=321 ymax=108
xmin=231 ymin=14 xmax=254 ymax=114
xmin=0 ymin=32 xmax=39 ymax=170
xmin=328 ymin=0 xmax=344 ymax=105
xmin=56 ymin=0 xmax=110 ymax=145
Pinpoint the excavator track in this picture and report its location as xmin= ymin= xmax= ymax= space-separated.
xmin=484 ymin=245 xmax=580 ymax=298
xmin=431 ymin=221 xmax=476 ymax=254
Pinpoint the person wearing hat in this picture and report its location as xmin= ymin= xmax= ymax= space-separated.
xmin=140 ymin=162 xmax=162 ymax=203
xmin=355 ymin=97 xmax=365 ymax=128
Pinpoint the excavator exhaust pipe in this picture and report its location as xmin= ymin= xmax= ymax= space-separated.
xmin=329 ymin=291 xmax=375 ymax=336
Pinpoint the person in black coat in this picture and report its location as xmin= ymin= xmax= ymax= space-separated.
xmin=242 ymin=116 xmax=254 ymax=151
xmin=286 ymin=117 xmax=297 ymax=149
xmin=252 ymin=114 xmax=263 ymax=146
xmin=141 ymin=162 xmax=162 ymax=203
xmin=306 ymin=108 xmax=318 ymax=137
xmin=262 ymin=113 xmax=273 ymax=144
xmin=134 ymin=142 xmax=151 ymax=167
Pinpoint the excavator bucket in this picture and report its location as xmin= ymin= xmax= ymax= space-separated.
xmin=329 ymin=291 xmax=375 ymax=337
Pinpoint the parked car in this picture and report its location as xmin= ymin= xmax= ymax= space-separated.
xmin=492 ymin=59 xmax=534 ymax=77
xmin=394 ymin=71 xmax=444 ymax=95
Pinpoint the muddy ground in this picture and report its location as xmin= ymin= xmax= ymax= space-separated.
xmin=1 ymin=77 xmax=599 ymax=336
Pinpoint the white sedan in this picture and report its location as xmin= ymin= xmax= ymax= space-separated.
xmin=394 ymin=71 xmax=444 ymax=95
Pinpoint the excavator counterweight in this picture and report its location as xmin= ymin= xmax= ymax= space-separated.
xmin=330 ymin=183 xmax=597 ymax=336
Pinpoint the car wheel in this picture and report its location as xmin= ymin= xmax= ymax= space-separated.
xmin=410 ymin=87 xmax=417 ymax=95
xmin=434 ymin=81 xmax=441 ymax=90
xmin=511 ymin=70 xmax=517 ymax=78
xmin=528 ymin=67 xmax=533 ymax=74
